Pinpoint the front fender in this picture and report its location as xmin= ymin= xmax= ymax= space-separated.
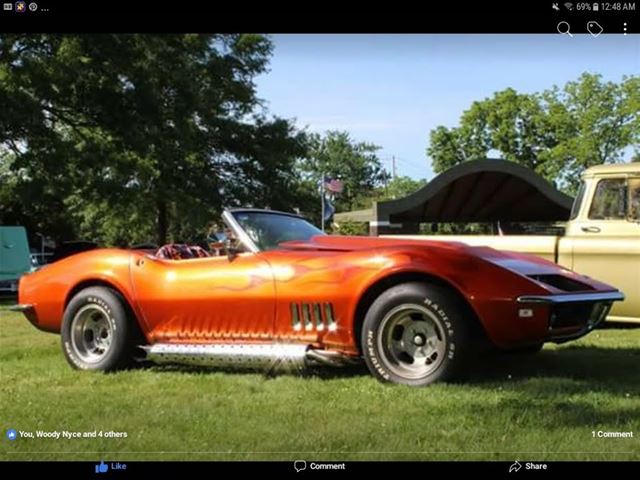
xmin=347 ymin=247 xmax=552 ymax=348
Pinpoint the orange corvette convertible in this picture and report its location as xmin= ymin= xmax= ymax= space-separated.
xmin=13 ymin=209 xmax=624 ymax=386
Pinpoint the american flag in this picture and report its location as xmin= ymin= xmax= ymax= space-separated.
xmin=323 ymin=195 xmax=335 ymax=222
xmin=324 ymin=176 xmax=344 ymax=193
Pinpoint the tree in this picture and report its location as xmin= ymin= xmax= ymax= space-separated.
xmin=299 ymin=131 xmax=387 ymax=215
xmin=377 ymin=175 xmax=426 ymax=201
xmin=539 ymin=74 xmax=640 ymax=190
xmin=427 ymin=73 xmax=640 ymax=193
xmin=428 ymin=101 xmax=491 ymax=174
xmin=0 ymin=34 xmax=306 ymax=245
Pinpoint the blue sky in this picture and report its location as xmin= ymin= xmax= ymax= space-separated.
xmin=255 ymin=34 xmax=639 ymax=180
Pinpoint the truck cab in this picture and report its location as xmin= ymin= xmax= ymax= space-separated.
xmin=561 ymin=164 xmax=640 ymax=322
xmin=567 ymin=164 xmax=640 ymax=236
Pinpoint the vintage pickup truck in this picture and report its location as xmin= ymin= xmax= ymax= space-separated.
xmin=389 ymin=163 xmax=640 ymax=323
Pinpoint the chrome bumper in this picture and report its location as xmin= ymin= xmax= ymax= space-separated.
xmin=9 ymin=304 xmax=34 ymax=312
xmin=8 ymin=303 xmax=48 ymax=331
xmin=517 ymin=291 xmax=625 ymax=304
xmin=517 ymin=291 xmax=624 ymax=344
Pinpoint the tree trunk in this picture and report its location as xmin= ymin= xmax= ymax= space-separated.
xmin=156 ymin=199 xmax=168 ymax=246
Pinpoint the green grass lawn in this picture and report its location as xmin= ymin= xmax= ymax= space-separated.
xmin=1 ymin=301 xmax=639 ymax=461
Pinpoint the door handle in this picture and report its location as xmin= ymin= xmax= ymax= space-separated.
xmin=581 ymin=226 xmax=601 ymax=233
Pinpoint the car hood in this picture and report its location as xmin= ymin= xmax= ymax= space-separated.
xmin=280 ymin=235 xmax=469 ymax=252
xmin=280 ymin=235 xmax=614 ymax=291
xmin=281 ymin=235 xmax=545 ymax=271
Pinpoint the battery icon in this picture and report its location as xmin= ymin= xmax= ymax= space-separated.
xmin=593 ymin=2 xmax=599 ymax=10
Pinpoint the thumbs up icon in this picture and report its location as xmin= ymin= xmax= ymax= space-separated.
xmin=95 ymin=461 xmax=109 ymax=473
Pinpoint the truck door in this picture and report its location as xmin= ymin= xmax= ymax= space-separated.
xmin=567 ymin=176 xmax=640 ymax=321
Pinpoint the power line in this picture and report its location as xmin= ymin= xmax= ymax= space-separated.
xmin=395 ymin=156 xmax=426 ymax=170
xmin=381 ymin=158 xmax=423 ymax=178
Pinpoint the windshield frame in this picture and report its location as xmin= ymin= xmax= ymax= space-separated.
xmin=222 ymin=209 xmax=324 ymax=253
xmin=569 ymin=181 xmax=586 ymax=220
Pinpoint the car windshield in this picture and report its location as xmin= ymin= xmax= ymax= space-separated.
xmin=230 ymin=211 xmax=325 ymax=251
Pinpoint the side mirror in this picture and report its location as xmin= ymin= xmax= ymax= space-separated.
xmin=208 ymin=231 xmax=227 ymax=243
xmin=208 ymin=231 xmax=229 ymax=256
xmin=207 ymin=229 xmax=239 ymax=260
xmin=225 ymin=237 xmax=239 ymax=261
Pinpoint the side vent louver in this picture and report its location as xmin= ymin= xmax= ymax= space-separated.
xmin=290 ymin=303 xmax=301 ymax=331
xmin=290 ymin=302 xmax=337 ymax=332
xmin=302 ymin=303 xmax=312 ymax=330
xmin=313 ymin=304 xmax=323 ymax=331
xmin=324 ymin=302 xmax=336 ymax=329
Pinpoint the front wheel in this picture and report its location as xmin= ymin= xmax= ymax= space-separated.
xmin=61 ymin=286 xmax=137 ymax=371
xmin=361 ymin=282 xmax=473 ymax=386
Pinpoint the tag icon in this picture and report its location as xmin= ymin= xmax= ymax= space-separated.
xmin=587 ymin=21 xmax=603 ymax=37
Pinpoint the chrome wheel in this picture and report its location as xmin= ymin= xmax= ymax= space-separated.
xmin=377 ymin=304 xmax=447 ymax=379
xmin=70 ymin=304 xmax=114 ymax=364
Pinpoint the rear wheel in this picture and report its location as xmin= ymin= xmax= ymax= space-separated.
xmin=361 ymin=282 xmax=473 ymax=386
xmin=61 ymin=287 xmax=137 ymax=371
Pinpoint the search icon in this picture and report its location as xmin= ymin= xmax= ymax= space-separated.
xmin=557 ymin=21 xmax=573 ymax=37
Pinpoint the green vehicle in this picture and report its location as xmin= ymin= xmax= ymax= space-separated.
xmin=0 ymin=226 xmax=31 ymax=293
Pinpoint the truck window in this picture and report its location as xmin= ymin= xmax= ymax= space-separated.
xmin=588 ymin=178 xmax=627 ymax=220
xmin=629 ymin=178 xmax=640 ymax=221
xmin=569 ymin=182 xmax=585 ymax=220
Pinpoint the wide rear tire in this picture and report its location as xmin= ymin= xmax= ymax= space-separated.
xmin=61 ymin=287 xmax=137 ymax=371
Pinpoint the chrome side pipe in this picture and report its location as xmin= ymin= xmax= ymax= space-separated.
xmin=139 ymin=343 xmax=358 ymax=370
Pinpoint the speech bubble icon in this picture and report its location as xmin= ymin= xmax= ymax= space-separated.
xmin=294 ymin=460 xmax=307 ymax=472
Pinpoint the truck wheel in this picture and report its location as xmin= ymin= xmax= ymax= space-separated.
xmin=361 ymin=282 xmax=472 ymax=386
xmin=61 ymin=287 xmax=135 ymax=371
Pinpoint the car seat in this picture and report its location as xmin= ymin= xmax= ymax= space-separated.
xmin=155 ymin=244 xmax=210 ymax=260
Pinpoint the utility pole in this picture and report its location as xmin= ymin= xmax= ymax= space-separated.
xmin=392 ymin=156 xmax=397 ymax=179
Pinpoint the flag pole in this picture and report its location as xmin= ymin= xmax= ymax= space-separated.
xmin=321 ymin=172 xmax=325 ymax=232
